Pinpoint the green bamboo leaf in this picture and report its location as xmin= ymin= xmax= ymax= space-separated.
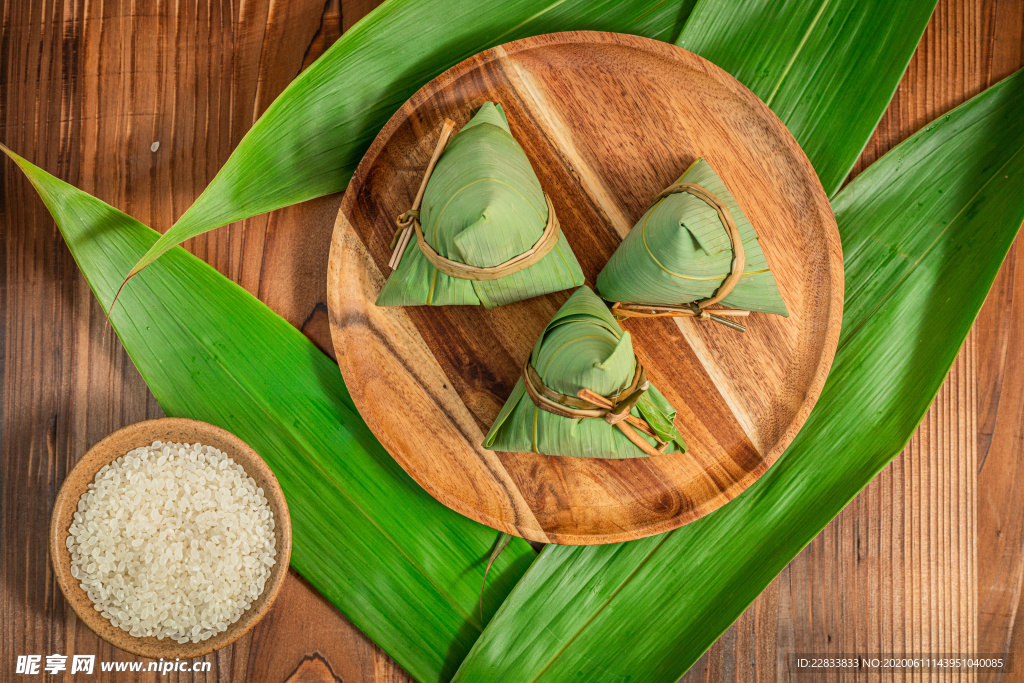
xmin=453 ymin=68 xmax=1024 ymax=683
xmin=1 ymin=145 xmax=535 ymax=683
xmin=677 ymin=0 xmax=938 ymax=196
xmin=120 ymin=0 xmax=695 ymax=284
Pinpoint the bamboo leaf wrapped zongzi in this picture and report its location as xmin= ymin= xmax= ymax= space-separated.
xmin=595 ymin=158 xmax=788 ymax=325
xmin=377 ymin=102 xmax=584 ymax=308
xmin=485 ymin=286 xmax=685 ymax=459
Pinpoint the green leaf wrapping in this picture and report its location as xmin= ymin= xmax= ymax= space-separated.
xmin=453 ymin=69 xmax=1024 ymax=682
xmin=377 ymin=102 xmax=584 ymax=308
xmin=2 ymin=146 xmax=535 ymax=683
xmin=595 ymin=157 xmax=788 ymax=316
xmin=677 ymin=0 xmax=938 ymax=196
xmin=484 ymin=286 xmax=683 ymax=458
xmin=123 ymin=0 xmax=695 ymax=281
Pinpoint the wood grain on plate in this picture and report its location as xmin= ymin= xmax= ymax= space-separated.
xmin=328 ymin=31 xmax=844 ymax=545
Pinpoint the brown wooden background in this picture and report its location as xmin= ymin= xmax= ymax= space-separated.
xmin=1 ymin=0 xmax=1021 ymax=681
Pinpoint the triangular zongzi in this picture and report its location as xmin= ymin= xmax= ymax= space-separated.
xmin=484 ymin=286 xmax=685 ymax=459
xmin=595 ymin=158 xmax=788 ymax=320
xmin=377 ymin=102 xmax=584 ymax=309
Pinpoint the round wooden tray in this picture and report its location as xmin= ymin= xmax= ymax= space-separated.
xmin=327 ymin=31 xmax=843 ymax=545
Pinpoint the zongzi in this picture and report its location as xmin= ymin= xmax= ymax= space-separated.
xmin=595 ymin=158 xmax=788 ymax=326
xmin=377 ymin=102 xmax=584 ymax=309
xmin=485 ymin=286 xmax=685 ymax=459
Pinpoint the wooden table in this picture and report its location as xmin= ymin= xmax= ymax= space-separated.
xmin=1 ymin=0 xmax=1021 ymax=680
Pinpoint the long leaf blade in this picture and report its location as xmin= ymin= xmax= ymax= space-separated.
xmin=3 ymin=145 xmax=535 ymax=683
xmin=453 ymin=68 xmax=1024 ymax=683
xmin=122 ymin=0 xmax=695 ymax=281
xmin=677 ymin=0 xmax=937 ymax=196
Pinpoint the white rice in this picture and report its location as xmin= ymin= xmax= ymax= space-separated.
xmin=67 ymin=440 xmax=277 ymax=644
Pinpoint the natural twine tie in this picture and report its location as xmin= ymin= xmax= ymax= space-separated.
xmin=388 ymin=118 xmax=562 ymax=281
xmin=608 ymin=182 xmax=750 ymax=332
xmin=521 ymin=357 xmax=669 ymax=457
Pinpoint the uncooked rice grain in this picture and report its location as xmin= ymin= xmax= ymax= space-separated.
xmin=67 ymin=441 xmax=276 ymax=643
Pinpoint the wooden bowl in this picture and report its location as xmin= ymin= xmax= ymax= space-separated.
xmin=49 ymin=417 xmax=292 ymax=658
xmin=328 ymin=31 xmax=843 ymax=545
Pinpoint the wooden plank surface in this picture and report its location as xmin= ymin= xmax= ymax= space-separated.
xmin=0 ymin=0 xmax=1021 ymax=681
xmin=0 ymin=0 xmax=406 ymax=681
xmin=682 ymin=1 xmax=1024 ymax=680
xmin=978 ymin=1 xmax=1024 ymax=679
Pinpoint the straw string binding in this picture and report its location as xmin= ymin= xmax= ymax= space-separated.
xmin=609 ymin=182 xmax=750 ymax=332
xmin=388 ymin=119 xmax=561 ymax=281
xmin=521 ymin=357 xmax=669 ymax=457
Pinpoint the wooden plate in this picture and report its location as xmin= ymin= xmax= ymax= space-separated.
xmin=49 ymin=418 xmax=292 ymax=658
xmin=327 ymin=31 xmax=843 ymax=545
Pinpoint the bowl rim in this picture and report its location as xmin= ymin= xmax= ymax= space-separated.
xmin=49 ymin=417 xmax=292 ymax=659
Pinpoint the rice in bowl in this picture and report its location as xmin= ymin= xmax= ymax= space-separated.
xmin=66 ymin=441 xmax=277 ymax=644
